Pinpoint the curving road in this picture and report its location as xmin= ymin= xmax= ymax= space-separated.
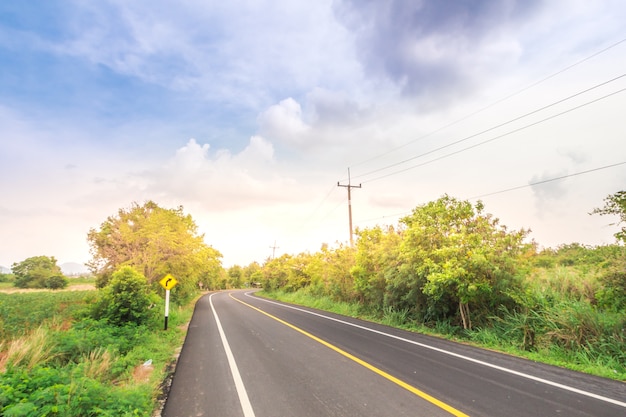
xmin=162 ymin=290 xmax=626 ymax=417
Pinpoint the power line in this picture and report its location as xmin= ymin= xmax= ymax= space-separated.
xmin=467 ymin=161 xmax=626 ymax=200
xmin=353 ymin=161 xmax=626 ymax=226
xmin=352 ymin=74 xmax=626 ymax=182
xmin=360 ymin=87 xmax=626 ymax=184
xmin=350 ymin=36 xmax=626 ymax=169
xmin=302 ymin=183 xmax=339 ymax=226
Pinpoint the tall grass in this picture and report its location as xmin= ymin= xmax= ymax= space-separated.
xmin=0 ymin=290 xmax=198 ymax=415
xmin=0 ymin=326 xmax=56 ymax=372
xmin=261 ymin=286 xmax=626 ymax=381
xmin=80 ymin=348 xmax=113 ymax=382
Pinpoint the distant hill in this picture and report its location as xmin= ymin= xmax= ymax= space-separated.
xmin=0 ymin=265 xmax=10 ymax=274
xmin=60 ymin=262 xmax=90 ymax=276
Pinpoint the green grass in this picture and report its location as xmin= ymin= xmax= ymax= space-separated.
xmin=66 ymin=275 xmax=97 ymax=285
xmin=0 ymin=290 xmax=197 ymax=416
xmin=259 ymin=289 xmax=626 ymax=381
xmin=0 ymin=291 xmax=94 ymax=340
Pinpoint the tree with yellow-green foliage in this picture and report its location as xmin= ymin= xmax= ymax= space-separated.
xmin=87 ymin=201 xmax=223 ymax=299
xmin=397 ymin=195 xmax=530 ymax=329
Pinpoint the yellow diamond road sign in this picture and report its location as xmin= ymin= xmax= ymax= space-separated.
xmin=159 ymin=274 xmax=178 ymax=290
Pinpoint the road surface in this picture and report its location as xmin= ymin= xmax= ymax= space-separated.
xmin=162 ymin=290 xmax=625 ymax=417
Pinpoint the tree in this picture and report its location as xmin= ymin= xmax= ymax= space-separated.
xmin=260 ymin=254 xmax=293 ymax=291
xmin=227 ymin=265 xmax=244 ymax=288
xmin=242 ymin=262 xmax=261 ymax=287
xmin=398 ymin=195 xmax=529 ymax=329
xmin=351 ymin=225 xmax=402 ymax=309
xmin=87 ymin=201 xmax=223 ymax=298
xmin=93 ymin=266 xmax=157 ymax=326
xmin=591 ymin=191 xmax=626 ymax=243
xmin=12 ymin=256 xmax=68 ymax=289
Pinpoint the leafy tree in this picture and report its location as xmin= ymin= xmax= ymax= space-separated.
xmin=352 ymin=225 xmax=402 ymax=310
xmin=260 ymin=254 xmax=293 ymax=291
xmin=228 ymin=265 xmax=244 ymax=288
xmin=307 ymin=243 xmax=356 ymax=301
xmin=87 ymin=201 xmax=223 ymax=299
xmin=399 ymin=195 xmax=529 ymax=329
xmin=243 ymin=262 xmax=261 ymax=287
xmin=93 ymin=266 xmax=157 ymax=326
xmin=298 ymin=251 xmax=325 ymax=296
xmin=257 ymin=244 xmax=356 ymax=299
xmin=591 ymin=190 xmax=626 ymax=243
xmin=12 ymin=256 xmax=68 ymax=289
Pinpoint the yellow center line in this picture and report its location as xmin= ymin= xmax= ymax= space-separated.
xmin=228 ymin=292 xmax=470 ymax=417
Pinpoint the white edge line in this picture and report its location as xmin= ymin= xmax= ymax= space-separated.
xmin=210 ymin=293 xmax=256 ymax=417
xmin=245 ymin=292 xmax=626 ymax=408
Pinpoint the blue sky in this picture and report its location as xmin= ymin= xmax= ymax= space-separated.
xmin=1 ymin=0 xmax=625 ymax=269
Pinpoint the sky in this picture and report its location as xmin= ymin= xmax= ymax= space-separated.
xmin=1 ymin=0 xmax=625 ymax=270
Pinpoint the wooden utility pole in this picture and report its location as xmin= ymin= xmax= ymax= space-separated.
xmin=269 ymin=241 xmax=279 ymax=259
xmin=337 ymin=168 xmax=361 ymax=247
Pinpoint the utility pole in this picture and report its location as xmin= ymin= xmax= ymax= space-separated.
xmin=269 ymin=241 xmax=279 ymax=259
xmin=337 ymin=168 xmax=361 ymax=247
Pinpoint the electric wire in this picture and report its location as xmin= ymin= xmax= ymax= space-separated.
xmin=467 ymin=161 xmax=626 ymax=200
xmin=349 ymin=37 xmax=626 ymax=170
xmin=360 ymin=87 xmax=626 ymax=184
xmin=354 ymin=161 xmax=626 ymax=226
xmin=301 ymin=183 xmax=340 ymax=226
xmin=351 ymin=74 xmax=626 ymax=182
xmin=326 ymin=37 xmax=626 ymax=236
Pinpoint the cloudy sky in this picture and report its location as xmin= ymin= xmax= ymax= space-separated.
xmin=1 ymin=0 xmax=625 ymax=269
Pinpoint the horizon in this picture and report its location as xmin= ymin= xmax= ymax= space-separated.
xmin=1 ymin=1 xmax=625 ymax=269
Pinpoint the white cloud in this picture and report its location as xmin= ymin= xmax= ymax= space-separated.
xmin=42 ymin=0 xmax=360 ymax=110
xmin=2 ymin=0 xmax=626 ymax=269
xmin=143 ymin=137 xmax=302 ymax=211
xmin=258 ymin=98 xmax=310 ymax=146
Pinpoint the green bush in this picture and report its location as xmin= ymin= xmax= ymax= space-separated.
xmin=0 ymin=365 xmax=151 ymax=416
xmin=596 ymin=270 xmax=626 ymax=311
xmin=52 ymin=319 xmax=148 ymax=366
xmin=44 ymin=275 xmax=69 ymax=289
xmin=93 ymin=266 xmax=158 ymax=326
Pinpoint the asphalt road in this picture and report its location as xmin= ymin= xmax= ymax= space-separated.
xmin=162 ymin=290 xmax=626 ymax=417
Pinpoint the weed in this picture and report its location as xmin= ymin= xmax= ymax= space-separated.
xmin=0 ymin=327 xmax=56 ymax=371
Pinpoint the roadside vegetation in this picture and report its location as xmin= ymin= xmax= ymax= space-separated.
xmin=0 ymin=201 xmax=225 ymax=416
xmin=0 ymin=287 xmax=195 ymax=416
xmin=256 ymin=193 xmax=626 ymax=381
xmin=1 ymin=192 xmax=624 ymax=414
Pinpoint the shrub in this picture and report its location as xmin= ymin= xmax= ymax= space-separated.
xmin=0 ymin=365 xmax=152 ymax=416
xmin=93 ymin=266 xmax=157 ymax=326
xmin=596 ymin=270 xmax=626 ymax=311
xmin=44 ymin=275 xmax=69 ymax=289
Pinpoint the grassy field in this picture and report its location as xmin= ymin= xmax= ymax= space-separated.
xmin=0 ymin=276 xmax=96 ymax=293
xmin=0 ymin=288 xmax=197 ymax=416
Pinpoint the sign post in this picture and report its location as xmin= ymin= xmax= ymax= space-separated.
xmin=159 ymin=274 xmax=179 ymax=330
